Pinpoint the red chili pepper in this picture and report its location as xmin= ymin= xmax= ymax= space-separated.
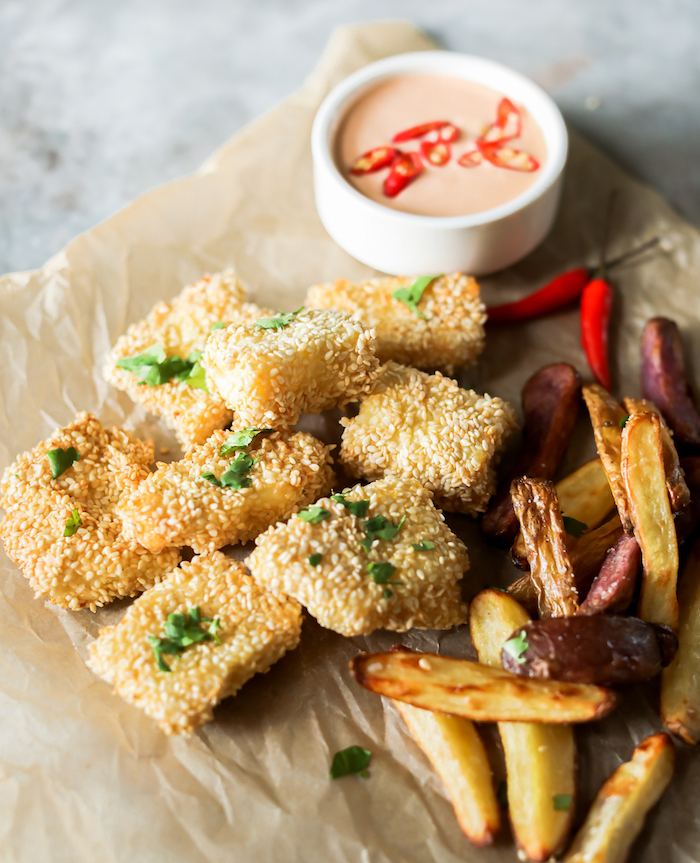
xmin=383 ymin=152 xmax=423 ymax=197
xmin=479 ymin=97 xmax=522 ymax=144
xmin=393 ymin=121 xmax=447 ymax=143
xmin=349 ymin=146 xmax=401 ymax=175
xmin=420 ymin=141 xmax=451 ymax=166
xmin=486 ymin=268 xmax=590 ymax=324
xmin=457 ymin=149 xmax=483 ymax=168
xmin=478 ymin=142 xmax=540 ymax=172
xmin=437 ymin=123 xmax=459 ymax=143
xmin=580 ymin=277 xmax=613 ymax=390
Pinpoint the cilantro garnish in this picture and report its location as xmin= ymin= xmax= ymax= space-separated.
xmin=619 ymin=414 xmax=630 ymax=428
xmin=63 ymin=509 xmax=82 ymax=537
xmin=47 ymin=446 xmax=80 ymax=479
xmin=148 ymin=606 xmax=221 ymax=672
xmin=201 ymin=452 xmax=257 ymax=490
xmin=117 ymin=343 xmax=208 ymax=391
xmin=210 ymin=321 xmax=225 ymax=331
xmin=553 ymin=794 xmax=573 ymax=811
xmin=297 ymin=506 xmax=331 ymax=524
xmin=562 ymin=515 xmax=588 ymax=538
xmin=367 ymin=562 xmax=403 ymax=588
xmin=411 ymin=540 xmax=436 ymax=551
xmin=254 ymin=308 xmax=303 ymax=330
xmin=502 ymin=631 xmax=529 ymax=665
xmin=360 ymin=514 xmax=405 ymax=551
xmin=383 ymin=588 xmax=393 ymax=599
xmin=330 ymin=745 xmax=371 ymax=779
xmin=332 ymin=493 xmax=370 ymax=518
xmin=391 ymin=275 xmax=439 ymax=320
xmin=220 ymin=427 xmax=272 ymax=456
xmin=308 ymin=554 xmax=323 ymax=567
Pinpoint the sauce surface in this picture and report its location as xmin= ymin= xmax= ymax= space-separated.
xmin=335 ymin=74 xmax=548 ymax=217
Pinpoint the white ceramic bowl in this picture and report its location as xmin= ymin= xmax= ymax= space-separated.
xmin=311 ymin=51 xmax=568 ymax=276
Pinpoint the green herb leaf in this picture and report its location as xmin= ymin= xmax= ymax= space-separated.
xmin=47 ymin=446 xmax=80 ymax=479
xmin=297 ymin=506 xmax=331 ymax=524
xmin=360 ymin=514 xmax=405 ymax=551
xmin=562 ymin=515 xmax=588 ymax=538
xmin=63 ymin=509 xmax=82 ymax=537
xmin=201 ymin=472 xmax=222 ymax=487
xmin=367 ymin=561 xmax=402 ymax=585
xmin=332 ymin=493 xmax=370 ymax=517
xmin=220 ymin=427 xmax=272 ymax=456
xmin=149 ymin=607 xmax=221 ymax=672
xmin=502 ymin=631 xmax=529 ymax=665
xmin=497 ymin=781 xmax=508 ymax=810
xmin=210 ymin=321 xmax=225 ymax=331
xmin=254 ymin=308 xmax=303 ymax=330
xmin=411 ymin=540 xmax=436 ymax=551
xmin=383 ymin=588 xmax=393 ymax=599
xmin=391 ymin=275 xmax=440 ymax=320
xmin=330 ymin=745 xmax=371 ymax=779
xmin=308 ymin=554 xmax=323 ymax=567
xmin=619 ymin=414 xmax=630 ymax=428
xmin=117 ymin=343 xmax=207 ymax=390
xmin=553 ymin=794 xmax=573 ymax=811
xmin=202 ymin=453 xmax=256 ymax=490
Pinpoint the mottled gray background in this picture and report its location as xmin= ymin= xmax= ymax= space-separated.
xmin=1 ymin=0 xmax=699 ymax=276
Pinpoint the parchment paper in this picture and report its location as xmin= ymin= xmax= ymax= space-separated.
xmin=1 ymin=20 xmax=699 ymax=863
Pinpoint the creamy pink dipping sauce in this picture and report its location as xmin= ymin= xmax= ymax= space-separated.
xmin=335 ymin=74 xmax=548 ymax=217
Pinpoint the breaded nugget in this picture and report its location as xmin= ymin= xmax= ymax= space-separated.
xmin=247 ymin=476 xmax=469 ymax=636
xmin=104 ymin=270 xmax=270 ymax=449
xmin=306 ymin=272 xmax=486 ymax=375
xmin=117 ymin=427 xmax=335 ymax=553
xmin=340 ymin=363 xmax=517 ymax=514
xmin=0 ymin=412 xmax=180 ymax=610
xmin=88 ymin=551 xmax=302 ymax=735
xmin=202 ymin=308 xmax=379 ymax=428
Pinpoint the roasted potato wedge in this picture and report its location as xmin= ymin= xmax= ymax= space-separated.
xmin=511 ymin=458 xmax=615 ymax=570
xmin=622 ymin=411 xmax=679 ymax=630
xmin=501 ymin=615 xmax=677 ymax=684
xmin=583 ymin=384 xmax=633 ymax=532
xmin=482 ymin=364 xmax=581 ymax=543
xmin=661 ymin=538 xmax=700 ymax=744
xmin=510 ymin=478 xmax=579 ymax=617
xmin=579 ymin=534 xmax=641 ymax=615
xmin=350 ymin=651 xmax=616 ymax=723
xmin=469 ymin=590 xmax=575 ymax=862
xmin=394 ymin=701 xmax=501 ymax=845
xmin=562 ymin=732 xmax=675 ymax=863
xmin=641 ymin=317 xmax=700 ymax=449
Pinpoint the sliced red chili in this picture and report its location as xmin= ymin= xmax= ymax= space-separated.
xmin=383 ymin=152 xmax=423 ymax=197
xmin=580 ymin=277 xmax=613 ymax=390
xmin=420 ymin=141 xmax=451 ymax=166
xmin=392 ymin=121 xmax=448 ymax=143
xmin=457 ymin=149 xmax=483 ymax=168
xmin=486 ymin=268 xmax=590 ymax=324
xmin=349 ymin=146 xmax=401 ymax=175
xmin=478 ymin=143 xmax=540 ymax=172
xmin=437 ymin=123 xmax=459 ymax=143
xmin=479 ymin=97 xmax=522 ymax=144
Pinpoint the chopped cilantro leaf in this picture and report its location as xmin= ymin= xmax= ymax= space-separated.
xmin=63 ymin=509 xmax=82 ymax=537
xmin=185 ymin=351 xmax=208 ymax=392
xmin=502 ymin=631 xmax=529 ymax=665
xmin=308 ymin=554 xmax=323 ymax=567
xmin=553 ymin=794 xmax=573 ymax=811
xmin=220 ymin=427 xmax=272 ymax=456
xmin=360 ymin=514 xmax=405 ymax=551
xmin=47 ymin=446 xmax=80 ymax=479
xmin=332 ymin=493 xmax=370 ymax=517
xmin=367 ymin=561 xmax=402 ymax=586
xmin=391 ymin=275 xmax=440 ymax=320
xmin=411 ymin=540 xmax=436 ymax=551
xmin=201 ymin=453 xmax=256 ymax=491
xmin=297 ymin=506 xmax=331 ymax=524
xmin=619 ymin=414 xmax=630 ymax=428
xmin=149 ymin=607 xmax=221 ymax=672
xmin=210 ymin=321 xmax=225 ymax=331
xmin=330 ymin=745 xmax=371 ymax=779
xmin=202 ymin=471 xmax=222 ymax=487
xmin=383 ymin=588 xmax=393 ymax=599
xmin=254 ymin=308 xmax=303 ymax=330
xmin=562 ymin=515 xmax=588 ymax=538
xmin=117 ymin=343 xmax=207 ymax=390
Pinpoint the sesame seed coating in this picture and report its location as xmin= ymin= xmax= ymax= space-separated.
xmin=247 ymin=476 xmax=469 ymax=636
xmin=104 ymin=270 xmax=272 ymax=450
xmin=306 ymin=272 xmax=486 ymax=376
xmin=87 ymin=551 xmax=302 ymax=735
xmin=117 ymin=427 xmax=335 ymax=554
xmin=339 ymin=363 xmax=517 ymax=515
xmin=0 ymin=412 xmax=181 ymax=610
xmin=202 ymin=309 xmax=380 ymax=428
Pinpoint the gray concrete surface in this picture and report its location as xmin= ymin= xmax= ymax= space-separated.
xmin=1 ymin=0 xmax=699 ymax=275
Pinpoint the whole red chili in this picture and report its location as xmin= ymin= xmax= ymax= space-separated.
xmin=580 ymin=277 xmax=613 ymax=390
xmin=486 ymin=268 xmax=590 ymax=324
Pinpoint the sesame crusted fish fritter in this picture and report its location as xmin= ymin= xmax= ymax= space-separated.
xmin=247 ymin=476 xmax=469 ymax=636
xmin=306 ymin=272 xmax=486 ymax=375
xmin=202 ymin=308 xmax=380 ymax=428
xmin=117 ymin=427 xmax=335 ymax=554
xmin=88 ymin=551 xmax=303 ymax=735
xmin=104 ymin=269 xmax=271 ymax=450
xmin=0 ymin=412 xmax=181 ymax=610
xmin=340 ymin=362 xmax=517 ymax=515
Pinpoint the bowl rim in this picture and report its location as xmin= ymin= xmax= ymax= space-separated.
xmin=311 ymin=50 xmax=568 ymax=228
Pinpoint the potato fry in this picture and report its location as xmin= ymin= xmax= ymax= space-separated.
xmin=622 ymin=412 xmax=679 ymax=630
xmin=510 ymin=478 xmax=579 ymax=617
xmin=469 ymin=590 xmax=575 ymax=862
xmin=579 ymin=534 xmax=641 ymax=615
xmin=661 ymin=538 xmax=700 ymax=743
xmin=394 ymin=700 xmax=501 ymax=845
xmin=350 ymin=651 xmax=616 ymax=723
xmin=583 ymin=384 xmax=633 ymax=531
xmin=624 ymin=397 xmax=690 ymax=512
xmin=562 ymin=732 xmax=675 ymax=863
xmin=511 ymin=458 xmax=615 ymax=570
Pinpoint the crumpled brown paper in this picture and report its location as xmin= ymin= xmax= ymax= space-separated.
xmin=1 ymin=20 xmax=699 ymax=863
